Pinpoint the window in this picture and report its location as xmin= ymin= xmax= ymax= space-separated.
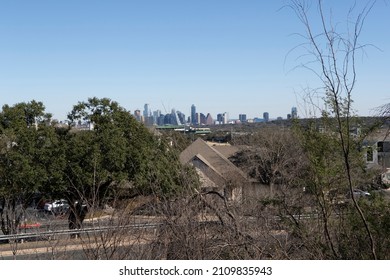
xmin=377 ymin=141 xmax=390 ymax=153
xmin=366 ymin=146 xmax=373 ymax=162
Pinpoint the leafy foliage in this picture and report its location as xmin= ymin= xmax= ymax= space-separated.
xmin=66 ymin=97 xmax=197 ymax=204
xmin=0 ymin=101 xmax=61 ymax=234
xmin=0 ymin=98 xmax=199 ymax=235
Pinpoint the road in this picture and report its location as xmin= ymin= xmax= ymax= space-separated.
xmin=0 ymin=212 xmax=160 ymax=260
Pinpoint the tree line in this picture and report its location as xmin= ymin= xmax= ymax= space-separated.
xmin=0 ymin=97 xmax=198 ymax=236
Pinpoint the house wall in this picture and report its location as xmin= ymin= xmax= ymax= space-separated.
xmin=192 ymin=157 xmax=225 ymax=187
xmin=366 ymin=141 xmax=390 ymax=169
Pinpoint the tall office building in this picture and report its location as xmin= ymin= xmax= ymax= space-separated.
xmin=239 ymin=114 xmax=247 ymax=123
xmin=191 ymin=104 xmax=197 ymax=125
xmin=177 ymin=111 xmax=186 ymax=125
xmin=217 ymin=113 xmax=223 ymax=124
xmin=291 ymin=107 xmax=298 ymax=119
xmin=153 ymin=110 xmax=161 ymax=125
xmin=143 ymin=103 xmax=151 ymax=118
xmin=216 ymin=113 xmax=229 ymax=124
xmin=223 ymin=112 xmax=229 ymax=124
xmin=171 ymin=109 xmax=182 ymax=126
xmin=263 ymin=112 xmax=269 ymax=122
xmin=199 ymin=113 xmax=207 ymax=125
xmin=157 ymin=114 xmax=165 ymax=126
xmin=206 ymin=113 xmax=214 ymax=125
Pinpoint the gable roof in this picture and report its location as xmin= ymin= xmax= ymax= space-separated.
xmin=180 ymin=138 xmax=248 ymax=183
xmin=192 ymin=153 xmax=224 ymax=178
xmin=207 ymin=142 xmax=240 ymax=158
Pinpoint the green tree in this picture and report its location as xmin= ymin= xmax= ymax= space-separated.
xmin=0 ymin=101 xmax=63 ymax=235
xmin=65 ymin=97 xmax=198 ymax=213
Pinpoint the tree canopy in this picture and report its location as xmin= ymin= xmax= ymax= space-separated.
xmin=66 ymin=98 xmax=196 ymax=203
xmin=0 ymin=101 xmax=62 ymax=234
xmin=0 ymin=98 xmax=198 ymax=235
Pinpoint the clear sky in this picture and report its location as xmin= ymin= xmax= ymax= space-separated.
xmin=1 ymin=0 xmax=389 ymax=121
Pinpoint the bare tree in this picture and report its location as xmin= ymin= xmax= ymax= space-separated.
xmin=288 ymin=0 xmax=378 ymax=258
xmin=232 ymin=127 xmax=309 ymax=196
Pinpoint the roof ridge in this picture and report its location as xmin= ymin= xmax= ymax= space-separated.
xmin=193 ymin=138 xmax=248 ymax=180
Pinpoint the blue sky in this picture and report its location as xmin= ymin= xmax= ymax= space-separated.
xmin=0 ymin=0 xmax=389 ymax=121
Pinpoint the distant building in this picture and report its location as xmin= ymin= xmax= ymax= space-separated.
xmin=223 ymin=112 xmax=229 ymax=124
xmin=177 ymin=111 xmax=186 ymax=125
xmin=205 ymin=113 xmax=214 ymax=125
xmin=199 ymin=113 xmax=207 ymax=125
xmin=239 ymin=114 xmax=247 ymax=123
xmin=216 ymin=112 xmax=229 ymax=125
xmin=291 ymin=107 xmax=298 ymax=119
xmin=253 ymin=118 xmax=264 ymax=123
xmin=143 ymin=104 xmax=151 ymax=118
xmin=157 ymin=114 xmax=165 ymax=126
xmin=195 ymin=113 xmax=200 ymax=125
xmin=169 ymin=109 xmax=183 ymax=126
xmin=163 ymin=114 xmax=171 ymax=125
xmin=153 ymin=110 xmax=161 ymax=125
xmin=75 ymin=121 xmax=94 ymax=131
xmin=191 ymin=104 xmax=197 ymax=125
xmin=217 ymin=113 xmax=223 ymax=124
xmin=263 ymin=112 xmax=269 ymax=122
xmin=144 ymin=117 xmax=154 ymax=126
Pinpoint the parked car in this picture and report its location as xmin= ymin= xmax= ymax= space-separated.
xmin=350 ymin=189 xmax=371 ymax=199
xmin=44 ymin=199 xmax=70 ymax=215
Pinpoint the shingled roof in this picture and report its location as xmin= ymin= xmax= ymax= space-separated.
xmin=206 ymin=142 xmax=240 ymax=158
xmin=180 ymin=138 xmax=248 ymax=184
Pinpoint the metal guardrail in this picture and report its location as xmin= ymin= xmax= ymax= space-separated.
xmin=0 ymin=212 xmax=331 ymax=243
xmin=0 ymin=223 xmax=161 ymax=242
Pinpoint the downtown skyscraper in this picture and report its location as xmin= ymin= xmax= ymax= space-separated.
xmin=191 ymin=104 xmax=197 ymax=125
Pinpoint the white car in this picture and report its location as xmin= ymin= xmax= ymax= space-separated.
xmin=44 ymin=199 xmax=70 ymax=214
xmin=352 ymin=189 xmax=370 ymax=198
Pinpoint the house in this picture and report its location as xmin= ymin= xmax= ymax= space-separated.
xmin=180 ymin=138 xmax=262 ymax=201
xmin=363 ymin=127 xmax=390 ymax=187
xmin=364 ymin=128 xmax=390 ymax=169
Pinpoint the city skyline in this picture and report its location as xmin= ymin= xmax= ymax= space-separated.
xmin=130 ymin=102 xmax=295 ymax=123
xmin=1 ymin=1 xmax=389 ymax=121
xmin=129 ymin=102 xmax=298 ymax=127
